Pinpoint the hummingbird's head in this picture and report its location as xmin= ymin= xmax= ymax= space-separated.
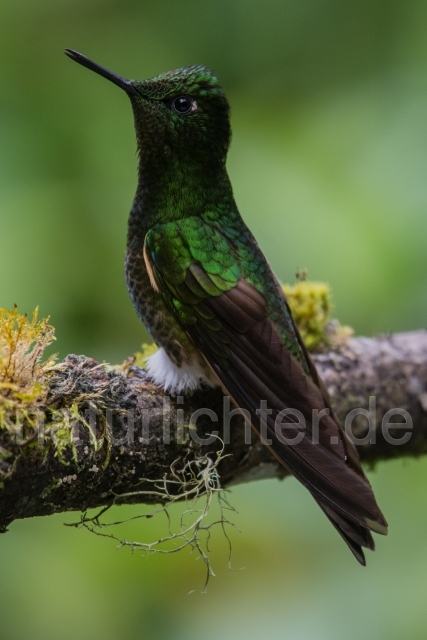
xmin=65 ymin=50 xmax=231 ymax=170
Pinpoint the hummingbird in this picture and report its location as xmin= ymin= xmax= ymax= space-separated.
xmin=65 ymin=49 xmax=387 ymax=564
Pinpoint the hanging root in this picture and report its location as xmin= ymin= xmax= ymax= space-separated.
xmin=66 ymin=439 xmax=239 ymax=592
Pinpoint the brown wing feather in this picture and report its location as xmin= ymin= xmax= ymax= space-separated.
xmin=184 ymin=279 xmax=387 ymax=562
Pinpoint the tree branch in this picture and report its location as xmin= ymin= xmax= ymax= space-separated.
xmin=1 ymin=330 xmax=427 ymax=531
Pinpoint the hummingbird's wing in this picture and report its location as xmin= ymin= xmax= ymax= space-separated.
xmin=144 ymin=219 xmax=387 ymax=563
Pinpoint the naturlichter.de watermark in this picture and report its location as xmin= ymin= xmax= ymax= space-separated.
xmin=8 ymin=395 xmax=413 ymax=450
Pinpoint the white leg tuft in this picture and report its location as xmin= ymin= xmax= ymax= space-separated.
xmin=146 ymin=347 xmax=218 ymax=394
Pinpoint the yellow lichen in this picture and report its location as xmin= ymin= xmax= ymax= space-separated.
xmin=282 ymin=281 xmax=331 ymax=349
xmin=282 ymin=280 xmax=352 ymax=350
xmin=117 ymin=341 xmax=158 ymax=376
xmin=0 ymin=306 xmax=57 ymax=430
xmin=134 ymin=342 xmax=158 ymax=367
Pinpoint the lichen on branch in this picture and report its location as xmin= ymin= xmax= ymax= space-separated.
xmin=0 ymin=306 xmax=56 ymax=421
xmin=0 ymin=308 xmax=57 ymax=485
xmin=282 ymin=280 xmax=352 ymax=349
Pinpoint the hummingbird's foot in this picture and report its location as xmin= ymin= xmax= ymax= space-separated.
xmin=128 ymin=366 xmax=149 ymax=380
xmin=127 ymin=366 xmax=161 ymax=392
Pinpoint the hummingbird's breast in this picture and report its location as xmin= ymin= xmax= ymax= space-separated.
xmin=125 ymin=234 xmax=188 ymax=363
xmin=125 ymin=233 xmax=217 ymax=392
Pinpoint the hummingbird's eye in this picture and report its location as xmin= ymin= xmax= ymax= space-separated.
xmin=170 ymin=95 xmax=197 ymax=115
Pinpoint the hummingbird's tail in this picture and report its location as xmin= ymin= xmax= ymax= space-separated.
xmin=317 ymin=501 xmax=375 ymax=565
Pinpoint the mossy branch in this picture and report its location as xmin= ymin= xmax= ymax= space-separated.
xmin=1 ymin=289 xmax=427 ymax=532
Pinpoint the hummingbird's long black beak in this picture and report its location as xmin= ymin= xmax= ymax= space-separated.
xmin=65 ymin=49 xmax=140 ymax=96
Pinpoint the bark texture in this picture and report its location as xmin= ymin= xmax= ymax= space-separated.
xmin=1 ymin=330 xmax=427 ymax=531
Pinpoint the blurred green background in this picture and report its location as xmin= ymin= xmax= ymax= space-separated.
xmin=1 ymin=0 xmax=427 ymax=638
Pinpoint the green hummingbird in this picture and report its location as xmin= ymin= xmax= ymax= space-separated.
xmin=65 ymin=49 xmax=387 ymax=564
